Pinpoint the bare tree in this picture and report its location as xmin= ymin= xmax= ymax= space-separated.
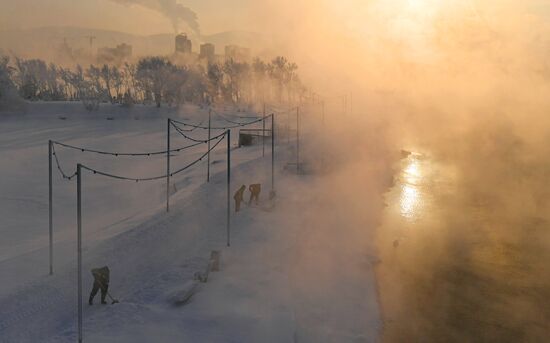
xmin=207 ymin=63 xmax=224 ymax=102
xmin=223 ymin=59 xmax=250 ymax=104
xmin=136 ymin=57 xmax=175 ymax=107
xmin=252 ymin=58 xmax=268 ymax=103
xmin=2 ymin=53 xmax=306 ymax=109
xmin=0 ymin=56 xmax=22 ymax=108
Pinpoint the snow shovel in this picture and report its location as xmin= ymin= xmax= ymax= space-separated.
xmin=96 ymin=279 xmax=119 ymax=304
xmin=105 ymin=291 xmax=119 ymax=305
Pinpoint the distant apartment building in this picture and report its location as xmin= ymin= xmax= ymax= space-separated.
xmin=199 ymin=43 xmax=215 ymax=61
xmin=225 ymin=45 xmax=251 ymax=62
xmin=175 ymin=33 xmax=192 ymax=54
xmin=97 ymin=43 xmax=132 ymax=64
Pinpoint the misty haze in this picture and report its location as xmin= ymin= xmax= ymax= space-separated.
xmin=1 ymin=0 xmax=550 ymax=342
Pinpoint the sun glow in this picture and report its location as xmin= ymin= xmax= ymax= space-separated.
xmin=407 ymin=0 xmax=426 ymax=10
xmin=400 ymin=156 xmax=424 ymax=219
xmin=400 ymin=184 xmax=420 ymax=218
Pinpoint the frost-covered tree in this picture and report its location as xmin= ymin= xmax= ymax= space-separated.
xmin=207 ymin=63 xmax=224 ymax=102
xmin=223 ymin=59 xmax=250 ymax=104
xmin=136 ymin=57 xmax=175 ymax=107
xmin=252 ymin=58 xmax=268 ymax=103
xmin=3 ymin=54 xmax=306 ymax=109
xmin=179 ymin=66 xmax=208 ymax=104
xmin=14 ymin=58 xmax=45 ymax=100
xmin=0 ymin=56 xmax=22 ymax=109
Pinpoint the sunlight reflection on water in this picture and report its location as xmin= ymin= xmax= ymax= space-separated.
xmin=400 ymin=155 xmax=424 ymax=219
xmin=400 ymin=184 xmax=420 ymax=218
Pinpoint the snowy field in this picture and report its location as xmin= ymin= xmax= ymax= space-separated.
xmin=0 ymin=102 xmax=383 ymax=342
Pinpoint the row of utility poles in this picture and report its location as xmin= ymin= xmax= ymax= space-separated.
xmin=48 ymin=94 xmax=344 ymax=277
xmin=165 ymin=112 xmax=276 ymax=213
xmin=49 ymin=97 xmax=343 ymax=342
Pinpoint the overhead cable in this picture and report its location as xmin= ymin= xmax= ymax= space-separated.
xmin=52 ymin=140 xmax=203 ymax=157
xmin=80 ymin=133 xmax=227 ymax=182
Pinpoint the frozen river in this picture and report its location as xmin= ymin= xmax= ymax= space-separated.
xmin=376 ymin=152 xmax=550 ymax=341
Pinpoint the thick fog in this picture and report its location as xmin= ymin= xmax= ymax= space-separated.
xmin=2 ymin=0 xmax=550 ymax=341
xmin=251 ymin=1 xmax=550 ymax=340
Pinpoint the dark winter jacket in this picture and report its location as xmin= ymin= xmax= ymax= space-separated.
xmin=234 ymin=185 xmax=246 ymax=201
xmin=249 ymin=184 xmax=261 ymax=195
xmin=91 ymin=266 xmax=110 ymax=286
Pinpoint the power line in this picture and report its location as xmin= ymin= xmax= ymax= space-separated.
xmin=211 ymin=109 xmax=262 ymax=125
xmin=52 ymin=140 xmax=204 ymax=157
xmin=80 ymin=133 xmax=227 ymax=182
xmin=80 ymin=164 xmax=167 ymax=182
xmin=51 ymin=136 xmax=211 ymax=180
xmin=170 ymin=134 xmax=226 ymax=175
xmin=51 ymin=144 xmax=77 ymax=180
xmin=171 ymin=119 xmax=205 ymax=132
xmin=50 ymin=118 xmax=232 ymax=181
xmin=171 ymin=122 xmax=228 ymax=143
xmin=170 ymin=116 xmax=265 ymax=130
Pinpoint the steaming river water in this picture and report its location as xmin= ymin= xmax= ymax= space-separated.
xmin=375 ymin=152 xmax=550 ymax=342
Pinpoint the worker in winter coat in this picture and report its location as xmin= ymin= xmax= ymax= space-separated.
xmin=89 ymin=266 xmax=110 ymax=305
xmin=248 ymin=184 xmax=261 ymax=206
xmin=234 ymin=185 xmax=246 ymax=212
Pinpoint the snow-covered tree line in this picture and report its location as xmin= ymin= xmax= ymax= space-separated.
xmin=0 ymin=54 xmax=306 ymax=109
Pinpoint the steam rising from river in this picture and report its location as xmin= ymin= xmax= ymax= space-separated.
xmin=3 ymin=0 xmax=550 ymax=340
xmin=254 ymin=1 xmax=550 ymax=340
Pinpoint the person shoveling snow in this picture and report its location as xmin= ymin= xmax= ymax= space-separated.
xmin=248 ymin=183 xmax=261 ymax=206
xmin=234 ymin=185 xmax=246 ymax=212
xmin=89 ymin=266 xmax=118 ymax=305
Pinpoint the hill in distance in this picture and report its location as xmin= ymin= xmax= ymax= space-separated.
xmin=0 ymin=26 xmax=270 ymax=61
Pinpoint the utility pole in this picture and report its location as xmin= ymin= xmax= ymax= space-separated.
xmin=296 ymin=107 xmax=300 ymax=174
xmin=226 ymin=130 xmax=231 ymax=247
xmin=271 ymin=114 xmax=275 ymax=191
xmin=207 ymin=109 xmax=212 ymax=182
xmin=48 ymin=140 xmax=53 ymax=275
xmin=77 ymin=164 xmax=82 ymax=343
xmin=262 ymin=103 xmax=266 ymax=157
xmin=166 ymin=119 xmax=171 ymax=212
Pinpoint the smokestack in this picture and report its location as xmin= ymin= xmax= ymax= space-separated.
xmin=109 ymin=0 xmax=200 ymax=35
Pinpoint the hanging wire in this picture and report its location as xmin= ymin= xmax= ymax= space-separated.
xmin=170 ymin=133 xmax=226 ymax=176
xmin=51 ymin=144 xmax=78 ymax=180
xmin=171 ymin=122 xmax=228 ymax=142
xmin=80 ymin=164 xmax=167 ymax=182
xmin=170 ymin=116 xmax=264 ymax=130
xmin=170 ymin=119 xmax=205 ymax=132
xmin=80 ymin=133 xmax=227 ymax=182
xmin=50 ymin=122 xmax=226 ymax=182
xmin=212 ymin=109 xmax=263 ymax=125
xmin=52 ymin=140 xmax=204 ymax=157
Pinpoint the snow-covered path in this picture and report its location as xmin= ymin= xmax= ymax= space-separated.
xmin=1 ymin=163 xmax=382 ymax=342
xmin=1 ymin=103 xmax=383 ymax=342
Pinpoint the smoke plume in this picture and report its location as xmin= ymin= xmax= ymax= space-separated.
xmin=110 ymin=0 xmax=200 ymax=34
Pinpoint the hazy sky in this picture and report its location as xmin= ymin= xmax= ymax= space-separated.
xmin=1 ymin=0 xmax=549 ymax=37
xmin=0 ymin=0 xmax=256 ymax=35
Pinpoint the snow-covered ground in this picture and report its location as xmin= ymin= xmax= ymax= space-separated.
xmin=0 ymin=102 xmax=383 ymax=342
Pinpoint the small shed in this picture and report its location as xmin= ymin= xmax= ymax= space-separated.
xmin=238 ymin=128 xmax=272 ymax=147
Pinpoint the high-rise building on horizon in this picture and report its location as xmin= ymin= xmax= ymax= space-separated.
xmin=175 ymin=33 xmax=192 ymax=54
xmin=200 ymin=43 xmax=215 ymax=61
